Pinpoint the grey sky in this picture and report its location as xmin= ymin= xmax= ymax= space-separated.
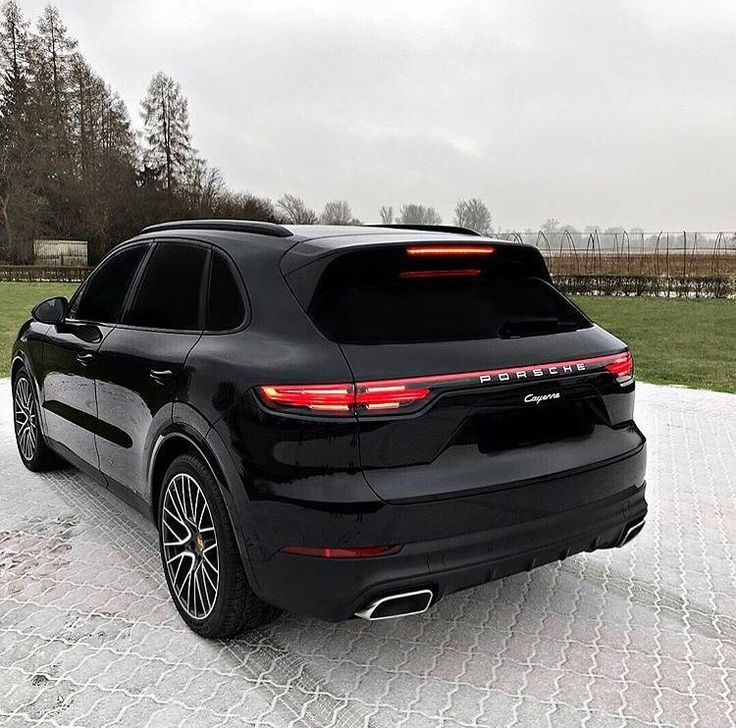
xmin=19 ymin=0 xmax=736 ymax=230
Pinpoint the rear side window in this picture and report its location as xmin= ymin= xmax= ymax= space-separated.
xmin=207 ymin=251 xmax=246 ymax=331
xmin=305 ymin=246 xmax=590 ymax=344
xmin=125 ymin=243 xmax=208 ymax=330
xmin=73 ymin=244 xmax=147 ymax=323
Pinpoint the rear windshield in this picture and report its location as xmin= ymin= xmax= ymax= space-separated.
xmin=305 ymin=246 xmax=590 ymax=344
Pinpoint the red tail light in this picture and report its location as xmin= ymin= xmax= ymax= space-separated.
xmin=258 ymin=383 xmax=431 ymax=413
xmin=355 ymin=383 xmax=431 ymax=411
xmin=399 ymin=269 xmax=481 ymax=279
xmin=281 ymin=544 xmax=402 ymax=558
xmin=406 ymin=245 xmax=495 ymax=256
xmin=604 ymin=352 xmax=634 ymax=380
xmin=258 ymin=384 xmax=354 ymax=412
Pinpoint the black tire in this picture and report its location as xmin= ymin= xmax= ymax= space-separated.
xmin=158 ymin=452 xmax=280 ymax=638
xmin=12 ymin=367 xmax=55 ymax=472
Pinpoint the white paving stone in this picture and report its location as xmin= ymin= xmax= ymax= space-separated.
xmin=1 ymin=378 xmax=734 ymax=727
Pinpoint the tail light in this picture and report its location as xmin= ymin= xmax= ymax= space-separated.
xmin=258 ymin=384 xmax=354 ymax=412
xmin=604 ymin=351 xmax=634 ymax=382
xmin=258 ymin=382 xmax=430 ymax=414
xmin=258 ymin=350 xmax=635 ymax=416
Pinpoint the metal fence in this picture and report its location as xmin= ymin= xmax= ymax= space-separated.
xmin=0 ymin=265 xmax=91 ymax=282
xmin=495 ymin=231 xmax=736 ymax=298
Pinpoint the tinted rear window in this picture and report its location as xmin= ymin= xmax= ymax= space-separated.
xmin=306 ymin=247 xmax=589 ymax=344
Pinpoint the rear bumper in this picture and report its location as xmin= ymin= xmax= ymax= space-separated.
xmin=248 ymin=442 xmax=647 ymax=621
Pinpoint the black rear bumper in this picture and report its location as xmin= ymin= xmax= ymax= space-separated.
xmin=247 ymin=442 xmax=647 ymax=621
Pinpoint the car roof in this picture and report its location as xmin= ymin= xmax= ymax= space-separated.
xmin=130 ymin=220 xmax=510 ymax=259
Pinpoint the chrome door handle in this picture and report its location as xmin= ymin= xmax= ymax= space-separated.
xmin=76 ymin=352 xmax=94 ymax=365
xmin=150 ymin=369 xmax=173 ymax=383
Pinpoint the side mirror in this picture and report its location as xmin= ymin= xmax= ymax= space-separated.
xmin=32 ymin=296 xmax=68 ymax=325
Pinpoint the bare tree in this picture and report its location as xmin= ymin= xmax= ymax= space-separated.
xmin=320 ymin=199 xmax=352 ymax=225
xmin=141 ymin=71 xmax=194 ymax=191
xmin=216 ymin=191 xmax=276 ymax=221
xmin=379 ymin=205 xmax=393 ymax=224
xmin=397 ymin=204 xmax=442 ymax=226
xmin=541 ymin=218 xmax=561 ymax=235
xmin=454 ymin=198 xmax=492 ymax=235
xmin=276 ymin=194 xmax=318 ymax=224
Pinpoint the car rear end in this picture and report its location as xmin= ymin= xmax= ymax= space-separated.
xmin=246 ymin=234 xmax=647 ymax=621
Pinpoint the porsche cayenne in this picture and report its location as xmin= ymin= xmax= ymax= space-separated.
xmin=11 ymin=220 xmax=647 ymax=637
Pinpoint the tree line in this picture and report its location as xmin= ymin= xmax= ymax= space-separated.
xmin=0 ymin=3 xmax=495 ymax=264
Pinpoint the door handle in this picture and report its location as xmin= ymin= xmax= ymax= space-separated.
xmin=76 ymin=352 xmax=94 ymax=366
xmin=150 ymin=369 xmax=174 ymax=384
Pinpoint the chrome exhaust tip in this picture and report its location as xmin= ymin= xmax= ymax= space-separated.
xmin=355 ymin=588 xmax=434 ymax=621
xmin=619 ymin=518 xmax=646 ymax=546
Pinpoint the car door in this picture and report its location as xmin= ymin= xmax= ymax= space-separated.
xmin=40 ymin=243 xmax=149 ymax=473
xmin=94 ymin=240 xmax=210 ymax=499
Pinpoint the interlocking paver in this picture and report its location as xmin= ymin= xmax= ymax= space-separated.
xmin=1 ymin=378 xmax=735 ymax=727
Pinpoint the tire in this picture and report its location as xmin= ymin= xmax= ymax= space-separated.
xmin=13 ymin=367 xmax=55 ymax=472
xmin=158 ymin=453 xmax=280 ymax=638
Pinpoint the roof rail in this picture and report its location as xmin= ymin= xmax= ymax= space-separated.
xmin=140 ymin=219 xmax=293 ymax=238
xmin=371 ymin=224 xmax=482 ymax=237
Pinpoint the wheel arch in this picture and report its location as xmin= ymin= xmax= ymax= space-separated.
xmin=148 ymin=428 xmax=228 ymax=527
xmin=11 ymin=353 xmax=30 ymax=383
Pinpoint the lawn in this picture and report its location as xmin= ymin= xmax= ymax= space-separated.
xmin=1 ymin=284 xmax=734 ymax=393
xmin=572 ymin=296 xmax=736 ymax=394
xmin=1 ymin=282 xmax=79 ymax=377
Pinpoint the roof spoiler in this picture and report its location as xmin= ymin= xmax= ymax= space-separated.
xmin=371 ymin=224 xmax=482 ymax=237
xmin=141 ymin=219 xmax=293 ymax=238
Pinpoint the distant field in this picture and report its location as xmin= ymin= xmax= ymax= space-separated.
xmin=0 ymin=284 xmax=733 ymax=393
xmin=572 ymin=295 xmax=736 ymax=394
xmin=1 ymin=282 xmax=78 ymax=377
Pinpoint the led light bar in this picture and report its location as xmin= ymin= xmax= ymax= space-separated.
xmin=399 ymin=269 xmax=481 ymax=279
xmin=258 ymin=351 xmax=635 ymax=415
xmin=405 ymin=245 xmax=495 ymax=256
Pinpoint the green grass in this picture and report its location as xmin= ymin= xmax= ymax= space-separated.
xmin=1 ymin=282 xmax=79 ymax=377
xmin=572 ymin=296 xmax=736 ymax=394
xmin=1 ymin=284 xmax=734 ymax=393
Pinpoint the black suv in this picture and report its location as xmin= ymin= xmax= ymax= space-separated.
xmin=12 ymin=221 xmax=647 ymax=637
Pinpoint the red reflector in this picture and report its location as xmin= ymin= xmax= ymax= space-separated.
xmin=281 ymin=544 xmax=403 ymax=558
xmin=604 ymin=352 xmax=634 ymax=378
xmin=400 ymin=269 xmax=481 ymax=279
xmin=406 ymin=245 xmax=495 ymax=256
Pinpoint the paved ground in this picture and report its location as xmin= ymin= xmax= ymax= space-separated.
xmin=1 ymin=379 xmax=735 ymax=728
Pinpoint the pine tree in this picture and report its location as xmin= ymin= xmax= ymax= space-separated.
xmin=0 ymin=1 xmax=39 ymax=260
xmin=141 ymin=71 xmax=194 ymax=191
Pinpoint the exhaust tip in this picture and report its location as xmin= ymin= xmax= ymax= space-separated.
xmin=619 ymin=518 xmax=646 ymax=547
xmin=355 ymin=589 xmax=434 ymax=621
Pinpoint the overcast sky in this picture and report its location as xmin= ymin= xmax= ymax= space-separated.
xmin=18 ymin=0 xmax=736 ymax=230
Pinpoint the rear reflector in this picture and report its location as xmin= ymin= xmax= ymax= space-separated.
xmin=399 ymin=269 xmax=481 ymax=279
xmin=406 ymin=245 xmax=495 ymax=256
xmin=281 ymin=544 xmax=403 ymax=558
xmin=258 ymin=351 xmax=635 ymax=416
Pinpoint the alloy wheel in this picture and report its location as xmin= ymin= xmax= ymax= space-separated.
xmin=161 ymin=473 xmax=220 ymax=619
xmin=14 ymin=377 xmax=38 ymax=462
